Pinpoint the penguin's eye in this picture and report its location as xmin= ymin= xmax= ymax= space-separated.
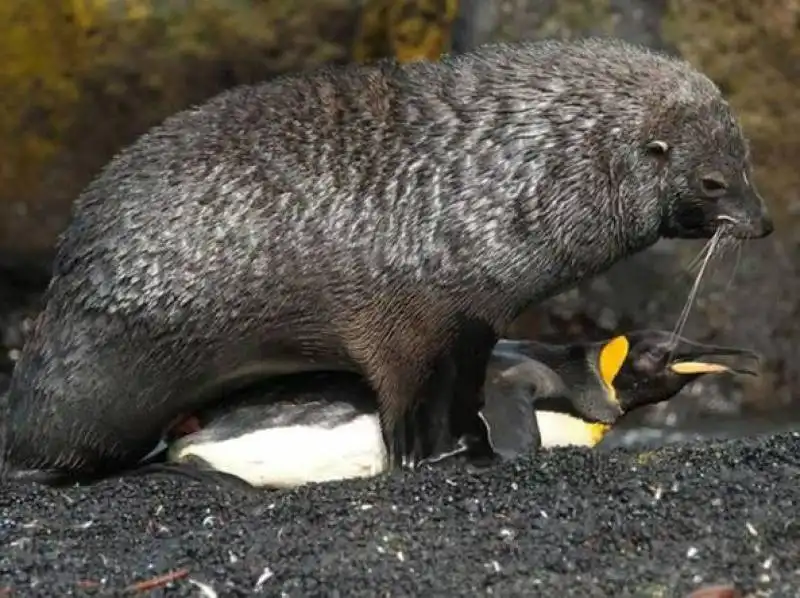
xmin=635 ymin=348 xmax=669 ymax=375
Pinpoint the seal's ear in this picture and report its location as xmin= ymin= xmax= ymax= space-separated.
xmin=597 ymin=335 xmax=630 ymax=391
xmin=645 ymin=140 xmax=670 ymax=159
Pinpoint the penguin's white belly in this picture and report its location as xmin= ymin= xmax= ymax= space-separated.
xmin=171 ymin=414 xmax=388 ymax=489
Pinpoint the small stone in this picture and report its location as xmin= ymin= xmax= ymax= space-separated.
xmin=685 ymin=584 xmax=742 ymax=598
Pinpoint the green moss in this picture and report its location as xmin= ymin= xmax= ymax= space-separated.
xmin=0 ymin=0 xmax=457 ymax=257
xmin=0 ymin=2 xmax=94 ymax=197
xmin=353 ymin=0 xmax=459 ymax=63
xmin=536 ymin=0 xmax=615 ymax=40
xmin=489 ymin=0 xmax=616 ymax=43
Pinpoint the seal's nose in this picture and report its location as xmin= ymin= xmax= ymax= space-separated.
xmin=745 ymin=183 xmax=775 ymax=239
xmin=737 ymin=184 xmax=774 ymax=239
xmin=756 ymin=211 xmax=775 ymax=238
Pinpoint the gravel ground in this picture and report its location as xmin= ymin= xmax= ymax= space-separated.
xmin=2 ymin=432 xmax=799 ymax=597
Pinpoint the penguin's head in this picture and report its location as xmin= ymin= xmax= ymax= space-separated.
xmin=489 ymin=331 xmax=761 ymax=450
xmin=607 ymin=329 xmax=761 ymax=412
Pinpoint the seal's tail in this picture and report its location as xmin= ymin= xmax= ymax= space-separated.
xmin=0 ymin=386 xmax=74 ymax=486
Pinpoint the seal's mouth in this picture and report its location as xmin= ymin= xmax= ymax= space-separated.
xmin=714 ymin=215 xmax=774 ymax=240
xmin=666 ymin=186 xmax=774 ymax=241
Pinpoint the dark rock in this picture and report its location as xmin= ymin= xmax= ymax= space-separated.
xmin=685 ymin=584 xmax=743 ymax=598
xmin=0 ymin=0 xmax=459 ymax=264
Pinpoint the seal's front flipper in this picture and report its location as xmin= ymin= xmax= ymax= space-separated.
xmin=419 ymin=435 xmax=471 ymax=467
xmin=395 ymin=356 xmax=457 ymax=470
xmin=392 ymin=403 xmax=434 ymax=471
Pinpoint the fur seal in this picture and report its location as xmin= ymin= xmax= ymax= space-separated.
xmin=2 ymin=36 xmax=773 ymax=478
xmin=162 ymin=330 xmax=759 ymax=489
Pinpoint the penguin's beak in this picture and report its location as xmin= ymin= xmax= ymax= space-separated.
xmin=666 ymin=342 xmax=761 ymax=377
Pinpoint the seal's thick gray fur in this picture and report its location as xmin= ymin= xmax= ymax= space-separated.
xmin=2 ymin=36 xmax=772 ymax=476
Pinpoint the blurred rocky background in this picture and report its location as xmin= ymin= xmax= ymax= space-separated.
xmin=1 ymin=0 xmax=798 ymax=443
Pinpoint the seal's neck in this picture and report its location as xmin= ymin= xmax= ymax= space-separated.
xmin=386 ymin=57 xmax=665 ymax=319
xmin=433 ymin=123 xmax=662 ymax=316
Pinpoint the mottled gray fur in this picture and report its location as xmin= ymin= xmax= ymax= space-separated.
xmin=2 ymin=36 xmax=771 ymax=475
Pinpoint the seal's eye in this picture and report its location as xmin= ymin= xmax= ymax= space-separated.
xmin=701 ymin=173 xmax=727 ymax=198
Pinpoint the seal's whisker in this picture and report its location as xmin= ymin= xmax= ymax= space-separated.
xmin=724 ymin=239 xmax=744 ymax=292
xmin=711 ymin=235 xmax=736 ymax=267
xmin=685 ymin=237 xmax=715 ymax=273
xmin=687 ymin=234 xmax=736 ymax=274
xmin=668 ymin=226 xmax=726 ymax=356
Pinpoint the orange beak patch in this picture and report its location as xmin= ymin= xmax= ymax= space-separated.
xmin=669 ymin=361 xmax=732 ymax=375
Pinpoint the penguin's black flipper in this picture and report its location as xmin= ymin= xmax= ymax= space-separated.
xmin=477 ymin=356 xmax=569 ymax=461
xmin=478 ymin=389 xmax=538 ymax=462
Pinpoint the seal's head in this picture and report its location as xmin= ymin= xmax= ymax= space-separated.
xmin=641 ymin=99 xmax=773 ymax=241
xmin=464 ymin=37 xmax=775 ymax=259
xmin=583 ymin=36 xmax=778 ymax=242
xmin=583 ymin=38 xmax=777 ymax=243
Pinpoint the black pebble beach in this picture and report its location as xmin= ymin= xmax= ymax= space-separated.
xmin=2 ymin=432 xmax=799 ymax=596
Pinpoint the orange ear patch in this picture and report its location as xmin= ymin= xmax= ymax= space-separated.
xmin=598 ymin=335 xmax=630 ymax=390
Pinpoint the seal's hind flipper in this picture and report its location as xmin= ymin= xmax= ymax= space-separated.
xmin=2 ymin=450 xmax=257 ymax=493
xmin=3 ymin=467 xmax=85 ymax=487
xmin=120 ymin=459 xmax=260 ymax=492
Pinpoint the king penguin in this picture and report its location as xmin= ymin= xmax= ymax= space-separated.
xmin=161 ymin=330 xmax=760 ymax=489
